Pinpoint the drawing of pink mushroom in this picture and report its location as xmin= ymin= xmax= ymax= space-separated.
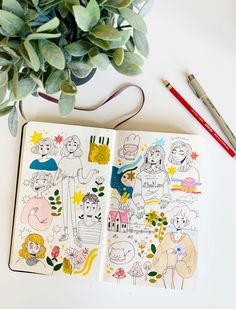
xmin=128 ymin=261 xmax=144 ymax=285
xmin=143 ymin=261 xmax=152 ymax=281
xmin=112 ymin=267 xmax=126 ymax=283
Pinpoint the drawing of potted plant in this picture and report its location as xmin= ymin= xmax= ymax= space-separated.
xmin=128 ymin=261 xmax=144 ymax=285
xmin=112 ymin=267 xmax=126 ymax=283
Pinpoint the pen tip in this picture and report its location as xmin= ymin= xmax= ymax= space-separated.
xmin=162 ymin=80 xmax=169 ymax=87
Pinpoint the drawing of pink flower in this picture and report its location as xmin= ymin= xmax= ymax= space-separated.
xmin=51 ymin=246 xmax=60 ymax=259
xmin=65 ymin=247 xmax=79 ymax=265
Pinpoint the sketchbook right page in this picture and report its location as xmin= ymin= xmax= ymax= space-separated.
xmin=101 ymin=130 xmax=203 ymax=290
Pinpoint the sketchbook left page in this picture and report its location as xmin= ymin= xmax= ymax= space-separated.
xmin=9 ymin=121 xmax=116 ymax=279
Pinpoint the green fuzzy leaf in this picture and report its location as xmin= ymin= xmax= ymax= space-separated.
xmin=126 ymin=36 xmax=135 ymax=52
xmin=39 ymin=39 xmax=65 ymax=70
xmin=133 ymin=30 xmax=149 ymax=57
xmin=0 ymin=83 xmax=7 ymax=104
xmin=36 ymin=17 xmax=60 ymax=33
xmin=139 ymin=0 xmax=155 ymax=17
xmin=46 ymin=256 xmax=54 ymax=267
xmin=25 ymin=9 xmax=38 ymax=22
xmin=87 ymin=0 xmax=100 ymax=28
xmin=68 ymin=61 xmax=92 ymax=78
xmin=59 ymin=92 xmax=76 ymax=117
xmin=60 ymin=80 xmax=77 ymax=95
xmin=73 ymin=5 xmax=92 ymax=32
xmin=146 ymin=253 xmax=154 ymax=259
xmin=88 ymin=35 xmax=110 ymax=50
xmin=32 ymin=0 xmax=39 ymax=6
xmin=120 ymin=8 xmax=147 ymax=34
xmin=108 ymin=30 xmax=130 ymax=49
xmin=0 ymin=106 xmax=13 ymax=117
xmin=112 ymin=52 xmax=143 ymax=76
xmin=65 ymin=40 xmax=91 ymax=57
xmin=113 ymin=48 xmax=124 ymax=65
xmin=8 ymin=105 xmax=18 ymax=136
xmin=105 ymin=0 xmax=132 ymax=8
xmin=0 ymin=70 xmax=8 ymax=88
xmin=0 ymin=10 xmax=29 ymax=36
xmin=91 ymin=24 xmax=121 ymax=41
xmin=54 ymin=263 xmax=63 ymax=271
xmin=58 ymin=3 xmax=69 ymax=18
xmin=12 ymin=66 xmax=18 ymax=98
xmin=148 ymin=271 xmax=157 ymax=277
xmin=24 ymin=40 xmax=40 ymax=72
xmin=11 ymin=78 xmax=36 ymax=100
xmin=26 ymin=33 xmax=61 ymax=40
xmin=45 ymin=70 xmax=68 ymax=94
xmin=151 ymin=244 xmax=156 ymax=254
xmin=90 ymin=53 xmax=110 ymax=70
xmin=2 ymin=0 xmax=24 ymax=19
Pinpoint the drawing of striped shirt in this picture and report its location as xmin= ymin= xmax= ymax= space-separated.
xmin=78 ymin=220 xmax=102 ymax=245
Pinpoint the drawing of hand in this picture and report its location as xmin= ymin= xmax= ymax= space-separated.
xmin=29 ymin=207 xmax=38 ymax=215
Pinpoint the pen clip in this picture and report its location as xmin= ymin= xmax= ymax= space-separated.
xmin=187 ymin=78 xmax=201 ymax=99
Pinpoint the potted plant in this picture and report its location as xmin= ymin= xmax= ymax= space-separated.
xmin=0 ymin=0 xmax=152 ymax=136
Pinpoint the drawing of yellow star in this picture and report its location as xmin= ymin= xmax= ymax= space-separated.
xmin=127 ymin=171 xmax=135 ymax=181
xmin=167 ymin=165 xmax=177 ymax=176
xmin=72 ymin=191 xmax=85 ymax=205
xmin=30 ymin=131 xmax=42 ymax=144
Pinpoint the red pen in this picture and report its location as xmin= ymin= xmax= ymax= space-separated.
xmin=163 ymin=80 xmax=236 ymax=159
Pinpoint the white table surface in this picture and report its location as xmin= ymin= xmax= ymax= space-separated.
xmin=1 ymin=0 xmax=236 ymax=308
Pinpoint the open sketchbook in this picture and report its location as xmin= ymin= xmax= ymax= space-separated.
xmin=10 ymin=121 xmax=203 ymax=290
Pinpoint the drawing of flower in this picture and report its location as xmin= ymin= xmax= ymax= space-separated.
xmin=96 ymin=177 xmax=105 ymax=185
xmin=112 ymin=268 xmax=126 ymax=283
xmin=145 ymin=210 xmax=158 ymax=224
xmin=51 ymin=246 xmax=60 ymax=259
xmin=65 ymin=247 xmax=79 ymax=264
xmin=138 ymin=240 xmax=146 ymax=249
xmin=174 ymin=244 xmax=185 ymax=255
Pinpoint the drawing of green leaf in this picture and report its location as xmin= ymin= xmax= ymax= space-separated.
xmin=51 ymin=213 xmax=57 ymax=216
xmin=156 ymin=274 xmax=162 ymax=279
xmin=148 ymin=271 xmax=157 ymax=277
xmin=92 ymin=187 xmax=98 ymax=192
xmin=49 ymin=196 xmax=54 ymax=201
xmin=163 ymin=221 xmax=168 ymax=225
xmin=46 ymin=256 xmax=53 ymax=266
xmin=151 ymin=244 xmax=156 ymax=254
xmin=54 ymin=263 xmax=63 ymax=271
xmin=50 ymin=202 xmax=56 ymax=205
xmin=54 ymin=189 xmax=59 ymax=196
xmin=146 ymin=254 xmax=154 ymax=259
xmin=98 ymin=192 xmax=104 ymax=197
xmin=149 ymin=279 xmax=157 ymax=284
xmin=158 ymin=217 xmax=162 ymax=222
xmin=152 ymin=220 xmax=156 ymax=227
xmin=99 ymin=186 xmax=105 ymax=191
xmin=56 ymin=201 xmax=62 ymax=205
xmin=56 ymin=196 xmax=60 ymax=201
xmin=51 ymin=206 xmax=57 ymax=210
xmin=57 ymin=207 xmax=62 ymax=212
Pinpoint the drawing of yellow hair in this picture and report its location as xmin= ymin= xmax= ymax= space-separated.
xmin=18 ymin=233 xmax=46 ymax=259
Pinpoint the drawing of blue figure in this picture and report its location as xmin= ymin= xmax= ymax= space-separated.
xmin=110 ymin=156 xmax=142 ymax=201
xmin=30 ymin=138 xmax=58 ymax=171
